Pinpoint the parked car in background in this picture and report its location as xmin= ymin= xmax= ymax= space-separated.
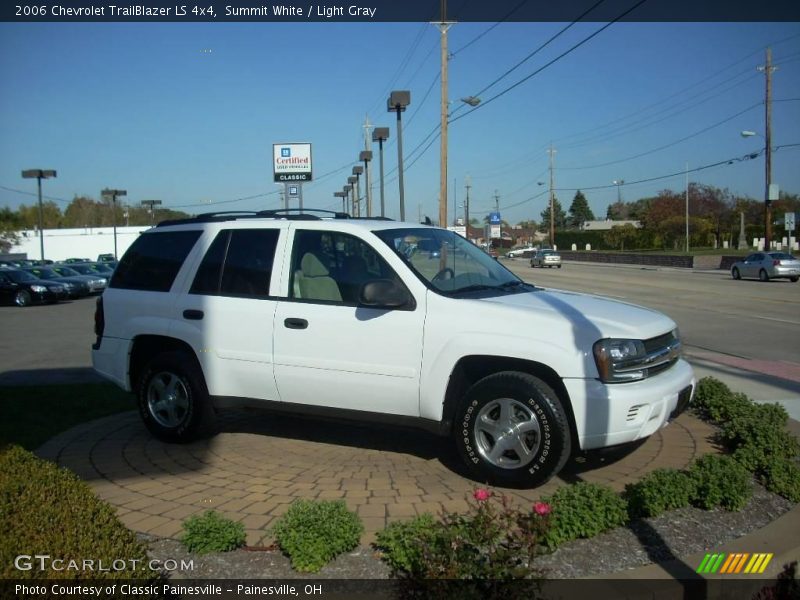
xmin=23 ymin=267 xmax=92 ymax=298
xmin=506 ymin=246 xmax=537 ymax=259
xmin=731 ymin=252 xmax=800 ymax=282
xmin=61 ymin=258 xmax=92 ymax=264
xmin=531 ymin=249 xmax=562 ymax=268
xmin=97 ymin=254 xmax=116 ymax=263
xmin=88 ymin=262 xmax=116 ymax=275
xmin=50 ymin=265 xmax=108 ymax=293
xmin=69 ymin=263 xmax=115 ymax=278
xmin=0 ymin=269 xmax=66 ymax=306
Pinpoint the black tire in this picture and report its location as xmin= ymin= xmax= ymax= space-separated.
xmin=732 ymin=267 xmax=741 ymax=280
xmin=137 ymin=351 xmax=216 ymax=443
xmin=557 ymin=265 xmax=562 ymax=269
xmin=14 ymin=290 xmax=31 ymax=307
xmin=791 ymin=276 xmax=799 ymax=283
xmin=759 ymin=269 xmax=769 ymax=282
xmin=454 ymin=371 xmax=571 ymax=487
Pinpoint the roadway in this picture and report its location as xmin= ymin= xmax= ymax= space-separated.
xmin=503 ymin=258 xmax=800 ymax=418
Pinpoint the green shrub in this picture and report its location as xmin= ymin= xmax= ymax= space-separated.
xmin=0 ymin=444 xmax=152 ymax=580
xmin=762 ymin=460 xmax=800 ymax=503
xmin=722 ymin=404 xmax=798 ymax=474
xmin=181 ymin=510 xmax=246 ymax=554
xmin=375 ymin=489 xmax=550 ymax=580
xmin=542 ymin=482 xmax=628 ymax=549
xmin=692 ymin=377 xmax=752 ymax=423
xmin=374 ymin=514 xmax=438 ymax=575
xmin=689 ymin=454 xmax=752 ymax=511
xmin=272 ymin=500 xmax=363 ymax=573
xmin=625 ymin=468 xmax=696 ymax=518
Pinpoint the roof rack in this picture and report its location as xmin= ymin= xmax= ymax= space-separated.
xmin=156 ymin=208 xmax=394 ymax=227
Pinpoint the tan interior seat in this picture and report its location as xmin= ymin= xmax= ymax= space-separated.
xmin=295 ymin=252 xmax=342 ymax=302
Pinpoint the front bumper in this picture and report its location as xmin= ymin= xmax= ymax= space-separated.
xmin=563 ymin=358 xmax=696 ymax=450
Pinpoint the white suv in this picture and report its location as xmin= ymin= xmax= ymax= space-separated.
xmin=92 ymin=210 xmax=695 ymax=487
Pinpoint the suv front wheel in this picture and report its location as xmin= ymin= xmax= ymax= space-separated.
xmin=455 ymin=371 xmax=571 ymax=487
xmin=137 ymin=351 xmax=216 ymax=443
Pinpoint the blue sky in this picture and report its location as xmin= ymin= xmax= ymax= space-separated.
xmin=1 ymin=20 xmax=799 ymax=225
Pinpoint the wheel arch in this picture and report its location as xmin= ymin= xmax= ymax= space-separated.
xmin=129 ymin=335 xmax=201 ymax=392
xmin=439 ymin=355 xmax=578 ymax=447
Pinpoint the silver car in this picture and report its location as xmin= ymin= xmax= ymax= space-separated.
xmin=531 ymin=249 xmax=562 ymax=268
xmin=731 ymin=252 xmax=800 ymax=282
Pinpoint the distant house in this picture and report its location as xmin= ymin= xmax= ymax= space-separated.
xmin=581 ymin=219 xmax=641 ymax=231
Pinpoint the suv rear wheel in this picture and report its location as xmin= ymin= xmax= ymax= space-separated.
xmin=137 ymin=351 xmax=216 ymax=442
xmin=455 ymin=371 xmax=571 ymax=486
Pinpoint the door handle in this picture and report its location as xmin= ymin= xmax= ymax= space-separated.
xmin=183 ymin=309 xmax=204 ymax=320
xmin=284 ymin=318 xmax=308 ymax=330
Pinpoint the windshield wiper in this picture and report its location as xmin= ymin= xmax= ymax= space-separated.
xmin=499 ymin=280 xmax=526 ymax=288
xmin=448 ymin=284 xmax=500 ymax=294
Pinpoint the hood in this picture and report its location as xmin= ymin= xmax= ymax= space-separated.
xmin=483 ymin=287 xmax=675 ymax=340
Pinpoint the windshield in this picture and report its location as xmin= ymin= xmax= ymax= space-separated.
xmin=54 ymin=266 xmax=81 ymax=277
xmin=6 ymin=270 xmax=38 ymax=283
xmin=770 ymin=253 xmax=796 ymax=260
xmin=374 ymin=227 xmax=524 ymax=295
xmin=70 ymin=265 xmax=93 ymax=274
xmin=28 ymin=269 xmax=58 ymax=279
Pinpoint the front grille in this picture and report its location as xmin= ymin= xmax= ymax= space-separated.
xmin=642 ymin=331 xmax=681 ymax=376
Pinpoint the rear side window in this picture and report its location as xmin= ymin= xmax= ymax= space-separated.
xmin=190 ymin=229 xmax=279 ymax=298
xmin=110 ymin=230 xmax=201 ymax=292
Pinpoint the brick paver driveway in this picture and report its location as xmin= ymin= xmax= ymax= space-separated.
xmin=37 ymin=410 xmax=716 ymax=545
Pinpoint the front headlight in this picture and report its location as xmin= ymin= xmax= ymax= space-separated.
xmin=593 ymin=331 xmax=681 ymax=384
xmin=30 ymin=285 xmax=47 ymax=293
xmin=593 ymin=338 xmax=647 ymax=383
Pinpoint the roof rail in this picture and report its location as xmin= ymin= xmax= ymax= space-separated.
xmin=155 ymin=208 xmax=394 ymax=227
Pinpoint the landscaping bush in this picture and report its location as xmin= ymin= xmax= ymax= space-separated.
xmin=722 ymin=403 xmax=798 ymax=474
xmin=542 ymin=482 xmax=628 ymax=549
xmin=689 ymin=454 xmax=751 ymax=511
xmin=374 ymin=513 xmax=438 ymax=576
xmin=692 ymin=377 xmax=752 ymax=423
xmin=0 ymin=444 xmax=152 ymax=580
xmin=624 ymin=468 xmax=696 ymax=518
xmin=762 ymin=460 xmax=800 ymax=503
xmin=272 ymin=500 xmax=363 ymax=573
xmin=181 ymin=510 xmax=246 ymax=554
xmin=375 ymin=489 xmax=550 ymax=580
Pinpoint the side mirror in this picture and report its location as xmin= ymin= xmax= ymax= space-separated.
xmin=359 ymin=279 xmax=411 ymax=309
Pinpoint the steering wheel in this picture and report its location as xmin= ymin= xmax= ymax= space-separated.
xmin=432 ymin=267 xmax=455 ymax=282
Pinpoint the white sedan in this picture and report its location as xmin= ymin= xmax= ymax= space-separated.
xmin=507 ymin=246 xmax=537 ymax=258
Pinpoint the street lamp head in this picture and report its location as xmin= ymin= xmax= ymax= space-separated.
xmin=387 ymin=90 xmax=411 ymax=111
xmin=347 ymin=176 xmax=357 ymax=185
xmin=352 ymin=166 xmax=364 ymax=176
xmin=537 ymin=181 xmax=545 ymax=186
xmin=359 ymin=150 xmax=373 ymax=162
xmin=22 ymin=169 xmax=57 ymax=179
xmin=343 ymin=184 xmax=352 ymax=193
xmin=613 ymin=180 xmax=624 ymax=186
xmin=460 ymin=96 xmax=481 ymax=107
xmin=372 ymin=127 xmax=390 ymax=142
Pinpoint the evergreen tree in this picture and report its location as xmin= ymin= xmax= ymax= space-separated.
xmin=538 ymin=197 xmax=567 ymax=232
xmin=568 ymin=190 xmax=595 ymax=229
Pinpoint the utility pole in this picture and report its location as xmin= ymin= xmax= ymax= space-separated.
xmin=685 ymin=162 xmax=690 ymax=253
xmin=464 ymin=175 xmax=471 ymax=236
xmin=453 ymin=177 xmax=457 ymax=225
xmin=436 ymin=0 xmax=453 ymax=233
xmin=759 ymin=47 xmax=776 ymax=250
xmin=548 ymin=143 xmax=557 ymax=248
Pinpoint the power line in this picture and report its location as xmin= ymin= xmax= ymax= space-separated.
xmin=449 ymin=0 xmax=531 ymax=58
xmin=559 ymin=101 xmax=762 ymax=170
xmin=450 ymin=0 xmax=647 ymax=125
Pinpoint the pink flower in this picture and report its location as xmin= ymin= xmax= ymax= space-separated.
xmin=533 ymin=502 xmax=551 ymax=516
xmin=473 ymin=488 xmax=491 ymax=502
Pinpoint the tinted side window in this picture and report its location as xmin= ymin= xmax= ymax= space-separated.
xmin=110 ymin=230 xmax=201 ymax=292
xmin=190 ymin=229 xmax=279 ymax=298
xmin=220 ymin=229 xmax=279 ymax=297
xmin=190 ymin=231 xmax=230 ymax=295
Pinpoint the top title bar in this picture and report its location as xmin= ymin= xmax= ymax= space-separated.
xmin=3 ymin=0 xmax=799 ymax=22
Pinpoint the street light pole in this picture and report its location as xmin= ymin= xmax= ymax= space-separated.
xmin=372 ymin=127 xmax=390 ymax=218
xmin=21 ymin=169 xmax=57 ymax=261
xmin=360 ymin=151 xmax=373 ymax=217
xmin=612 ymin=179 xmax=624 ymax=204
xmin=102 ymin=188 xmax=127 ymax=260
xmin=388 ymin=91 xmax=410 ymax=221
xmin=352 ymin=166 xmax=363 ymax=218
xmin=347 ymin=177 xmax=358 ymax=216
xmin=548 ymin=144 xmax=556 ymax=248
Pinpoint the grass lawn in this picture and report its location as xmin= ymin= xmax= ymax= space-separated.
xmin=0 ymin=383 xmax=135 ymax=450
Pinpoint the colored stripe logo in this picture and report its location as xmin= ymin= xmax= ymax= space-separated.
xmin=697 ymin=553 xmax=773 ymax=574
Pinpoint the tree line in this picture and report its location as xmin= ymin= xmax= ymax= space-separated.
xmin=0 ymin=195 xmax=191 ymax=253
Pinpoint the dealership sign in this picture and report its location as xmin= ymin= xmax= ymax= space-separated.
xmin=273 ymin=143 xmax=312 ymax=182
